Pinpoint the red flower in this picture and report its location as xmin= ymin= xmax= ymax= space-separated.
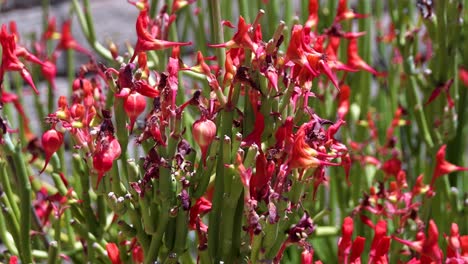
xmin=0 ymin=25 xmax=39 ymax=93
xmin=130 ymin=8 xmax=191 ymax=62
xmin=430 ymin=145 xmax=468 ymax=191
xmin=425 ymin=79 xmax=455 ymax=109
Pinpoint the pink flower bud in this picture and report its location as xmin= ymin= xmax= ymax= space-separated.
xmin=40 ymin=129 xmax=64 ymax=173
xmin=124 ymin=92 xmax=146 ymax=133
xmin=192 ymin=117 xmax=216 ymax=166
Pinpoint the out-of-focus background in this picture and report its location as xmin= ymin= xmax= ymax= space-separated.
xmin=1 ymin=0 xmax=139 ymax=133
xmin=1 ymin=0 xmax=138 ymax=73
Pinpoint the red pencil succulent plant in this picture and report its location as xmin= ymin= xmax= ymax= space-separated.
xmin=0 ymin=0 xmax=466 ymax=263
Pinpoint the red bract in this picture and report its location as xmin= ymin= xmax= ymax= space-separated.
xmin=41 ymin=60 xmax=57 ymax=90
xmin=147 ymin=116 xmax=166 ymax=146
xmin=106 ymin=243 xmax=122 ymax=264
xmin=304 ymin=0 xmax=319 ymax=32
xmin=286 ymin=25 xmax=340 ymax=89
xmin=349 ymin=236 xmax=366 ymax=264
xmin=324 ymin=36 xmax=358 ymax=72
xmin=381 ymin=157 xmax=402 ymax=177
xmin=337 ymin=216 xmax=367 ymax=264
xmin=42 ymin=17 xmax=59 ymax=41
xmin=192 ymin=117 xmax=216 ymax=166
xmin=445 ymin=223 xmax=468 ymax=263
xmin=425 ymin=79 xmax=455 ymax=109
xmin=171 ymin=0 xmax=195 ymax=13
xmin=8 ymin=256 xmax=18 ymax=264
xmin=347 ymin=38 xmax=380 ymax=76
xmin=369 ymin=220 xmax=388 ymax=263
xmin=373 ymin=236 xmax=391 ymax=264
xmin=242 ymin=93 xmax=265 ymax=148
xmin=209 ymin=16 xmax=257 ymax=52
xmin=250 ymin=152 xmax=274 ymax=200
xmin=40 ymin=129 xmax=64 ymax=174
xmin=289 ymin=121 xmax=339 ymax=169
xmin=335 ymin=0 xmax=368 ymax=22
xmin=124 ymin=91 xmax=147 ymax=133
xmin=134 ymin=80 xmax=160 ymax=98
xmin=57 ymin=20 xmax=92 ymax=56
xmin=430 ymin=144 xmax=468 ymax=191
xmin=393 ymin=220 xmax=443 ymax=263
xmin=275 ymin=117 xmax=294 ymax=151
xmin=301 ymin=248 xmax=314 ymax=264
xmin=385 ymin=107 xmax=408 ymax=142
xmin=93 ymin=136 xmax=121 ymax=188
xmin=130 ymin=8 xmax=191 ymax=62
xmin=189 ymin=197 xmax=212 ymax=232
xmin=131 ymin=243 xmax=144 ymax=264
xmin=338 ymin=217 xmax=354 ymax=263
xmin=337 ymin=84 xmax=350 ymax=119
xmin=459 ymin=67 xmax=468 ymax=87
xmin=0 ymin=91 xmax=34 ymax=140
xmin=0 ymin=25 xmax=39 ymax=94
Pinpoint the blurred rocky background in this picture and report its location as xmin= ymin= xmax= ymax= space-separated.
xmin=1 ymin=0 xmax=139 ymax=73
xmin=1 ymin=0 xmax=140 ymax=134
